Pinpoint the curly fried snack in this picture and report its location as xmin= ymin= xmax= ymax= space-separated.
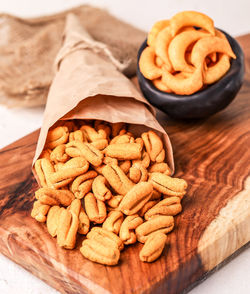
xmin=87 ymin=227 xmax=124 ymax=251
xmin=31 ymin=200 xmax=50 ymax=223
xmin=69 ymin=130 xmax=86 ymax=142
xmin=80 ymin=125 xmax=107 ymax=142
xmin=80 ymin=238 xmax=120 ymax=265
xmin=102 ymin=210 xmax=124 ymax=235
xmin=147 ymin=19 xmax=170 ymax=48
xmin=94 ymin=121 xmax=111 ymax=138
xmin=105 ymin=143 xmax=142 ymax=160
xmin=142 ymin=131 xmax=165 ymax=163
xmin=46 ymin=206 xmax=64 ymax=237
xmin=152 ymin=78 xmax=172 ymax=93
xmin=144 ymin=197 xmax=182 ymax=220
xmin=70 ymin=171 xmax=97 ymax=199
xmin=45 ymin=126 xmax=69 ymax=149
xmin=119 ymin=214 xmax=144 ymax=245
xmin=84 ymin=192 xmax=106 ymax=224
xmin=136 ymin=215 xmax=174 ymax=243
xmin=132 ymin=150 xmax=151 ymax=169
xmin=139 ymin=46 xmax=162 ymax=80
xmin=106 ymin=195 xmax=123 ymax=209
xmin=129 ymin=163 xmax=148 ymax=183
xmin=92 ymin=175 xmax=112 ymax=201
xmin=119 ymin=160 xmax=131 ymax=174
xmin=110 ymin=133 xmax=134 ymax=145
xmin=35 ymin=187 xmax=74 ymax=206
xmin=102 ymin=164 xmax=134 ymax=195
xmin=148 ymin=162 xmax=171 ymax=175
xmin=149 ymin=172 xmax=187 ymax=198
xmin=34 ymin=158 xmax=54 ymax=187
xmin=90 ymin=139 xmax=108 ymax=151
xmin=170 ymin=11 xmax=215 ymax=36
xmin=50 ymin=145 xmax=69 ymax=163
xmin=139 ymin=232 xmax=167 ymax=262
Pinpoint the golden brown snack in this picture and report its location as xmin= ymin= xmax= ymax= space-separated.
xmin=111 ymin=122 xmax=126 ymax=137
xmin=34 ymin=158 xmax=54 ymax=187
xmin=142 ymin=130 xmax=165 ymax=163
xmin=31 ymin=200 xmax=50 ymax=223
xmin=149 ymin=172 xmax=187 ymax=198
xmin=152 ymin=78 xmax=172 ymax=93
xmin=84 ymin=192 xmax=106 ymax=224
xmin=35 ymin=187 xmax=74 ymax=206
xmin=119 ymin=214 xmax=143 ymax=245
xmin=119 ymin=160 xmax=131 ymax=174
xmin=138 ymin=200 xmax=159 ymax=217
xmin=144 ymin=197 xmax=182 ymax=220
xmin=103 ymin=156 xmax=118 ymax=166
xmin=119 ymin=182 xmax=153 ymax=215
xmin=46 ymin=205 xmax=64 ymax=237
xmin=147 ymin=19 xmax=170 ymax=47
xmin=50 ymin=144 xmax=69 ymax=163
xmin=106 ymin=195 xmax=123 ymax=209
xmin=69 ymin=130 xmax=86 ymax=142
xmin=132 ymin=150 xmax=151 ymax=169
xmin=139 ymin=232 xmax=167 ymax=262
xmin=90 ymin=139 xmax=108 ymax=150
xmin=80 ymin=125 xmax=107 ymax=142
xmin=136 ymin=215 xmax=174 ymax=243
xmin=148 ymin=162 xmax=171 ymax=175
xmin=78 ymin=207 xmax=90 ymax=235
xmin=105 ymin=143 xmax=142 ymax=160
xmin=110 ymin=133 xmax=134 ymax=145
xmin=39 ymin=149 xmax=51 ymax=161
xmin=70 ymin=171 xmax=97 ymax=199
xmin=45 ymin=126 xmax=69 ymax=149
xmin=139 ymin=46 xmax=162 ymax=80
xmin=129 ymin=163 xmax=148 ymax=183
xmin=102 ymin=210 xmax=124 ymax=235
xmin=94 ymin=121 xmax=111 ymax=138
xmin=92 ymin=175 xmax=112 ymax=201
xmin=102 ymin=164 xmax=134 ymax=195
xmin=150 ymin=189 xmax=162 ymax=200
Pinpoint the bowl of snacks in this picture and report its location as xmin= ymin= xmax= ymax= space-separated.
xmin=137 ymin=11 xmax=244 ymax=119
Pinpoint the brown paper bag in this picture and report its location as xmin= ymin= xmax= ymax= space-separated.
xmin=33 ymin=14 xmax=174 ymax=172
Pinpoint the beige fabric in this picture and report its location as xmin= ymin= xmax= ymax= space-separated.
xmin=0 ymin=5 xmax=146 ymax=107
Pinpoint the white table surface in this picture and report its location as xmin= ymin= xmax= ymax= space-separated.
xmin=0 ymin=1 xmax=249 ymax=293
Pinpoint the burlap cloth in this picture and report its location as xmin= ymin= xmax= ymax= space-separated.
xmin=0 ymin=5 xmax=146 ymax=107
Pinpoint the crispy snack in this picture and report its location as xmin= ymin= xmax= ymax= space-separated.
xmin=136 ymin=215 xmax=174 ymax=243
xmin=90 ymin=139 xmax=108 ymax=150
xmin=105 ymin=143 xmax=142 ymax=160
xmin=150 ymin=190 xmax=162 ymax=200
xmin=129 ymin=162 xmax=148 ymax=183
xmin=31 ymin=200 xmax=50 ymax=223
xmin=48 ymin=157 xmax=89 ymax=189
xmin=46 ymin=205 xmax=64 ymax=237
xmin=45 ymin=126 xmax=69 ymax=149
xmin=50 ymin=144 xmax=69 ymax=163
xmin=119 ymin=182 xmax=153 ymax=215
xmin=80 ymin=238 xmax=120 ymax=266
xmin=139 ymin=232 xmax=167 ymax=262
xmin=170 ymin=11 xmax=215 ymax=36
xmin=110 ymin=133 xmax=134 ymax=145
xmin=106 ymin=195 xmax=123 ymax=209
xmin=119 ymin=214 xmax=143 ymax=245
xmin=92 ymin=175 xmax=112 ymax=201
xmin=34 ymin=158 xmax=54 ymax=187
xmin=147 ymin=19 xmax=170 ymax=48
xmin=69 ymin=130 xmax=86 ymax=142
xmin=70 ymin=171 xmax=97 ymax=199
xmin=132 ymin=150 xmax=151 ymax=169
xmin=138 ymin=200 xmax=159 ymax=217
xmin=84 ymin=192 xmax=106 ymax=224
xmin=139 ymin=46 xmax=162 ymax=80
xmin=142 ymin=131 xmax=165 ymax=163
xmin=152 ymin=78 xmax=172 ymax=93
xmin=94 ymin=121 xmax=111 ymax=138
xmin=35 ymin=187 xmax=74 ymax=206
xmin=66 ymin=141 xmax=103 ymax=166
xmin=119 ymin=160 xmax=131 ymax=174
xmin=102 ymin=164 xmax=134 ymax=195
xmin=144 ymin=197 xmax=182 ymax=220
xmin=80 ymin=125 xmax=107 ymax=141
xmin=149 ymin=172 xmax=187 ymax=198
xmin=78 ymin=207 xmax=90 ymax=235
xmin=148 ymin=162 xmax=171 ymax=175
xmin=87 ymin=227 xmax=124 ymax=251
xmin=111 ymin=122 xmax=126 ymax=137
xmin=102 ymin=210 xmax=124 ymax=235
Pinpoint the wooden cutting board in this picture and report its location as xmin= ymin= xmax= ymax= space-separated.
xmin=0 ymin=34 xmax=249 ymax=294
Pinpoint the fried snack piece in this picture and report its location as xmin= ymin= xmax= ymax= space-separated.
xmin=119 ymin=214 xmax=144 ymax=245
xmin=119 ymin=160 xmax=131 ymax=174
xmin=80 ymin=238 xmax=120 ymax=265
xmin=147 ymin=19 xmax=170 ymax=47
xmin=31 ymin=200 xmax=50 ymax=223
xmin=35 ymin=187 xmax=75 ymax=206
xmin=148 ymin=162 xmax=171 ymax=175
xmin=162 ymin=65 xmax=203 ymax=95
xmin=155 ymin=26 xmax=173 ymax=72
xmin=46 ymin=206 xmax=64 ymax=237
xmin=141 ymin=131 xmax=165 ymax=163
xmin=152 ymin=78 xmax=172 ymax=93
xmin=150 ymin=172 xmax=187 ymax=198
xmin=34 ymin=158 xmax=54 ymax=187
xmin=106 ymin=195 xmax=123 ymax=209
xmin=71 ymin=171 xmax=97 ymax=199
xmin=119 ymin=182 xmax=153 ymax=215
xmin=144 ymin=197 xmax=182 ymax=220
xmin=168 ymin=29 xmax=208 ymax=73
xmin=129 ymin=163 xmax=148 ymax=183
xmin=136 ymin=215 xmax=174 ymax=243
xmin=132 ymin=150 xmax=151 ymax=169
xmin=111 ymin=122 xmax=126 ymax=137
xmin=66 ymin=141 xmax=103 ymax=166
xmin=110 ymin=133 xmax=134 ymax=145
xmin=138 ymin=200 xmax=159 ymax=217
xmin=170 ymin=11 xmax=215 ymax=36
xmin=139 ymin=46 xmax=162 ymax=80
xmin=80 ymin=125 xmax=107 ymax=141
xmin=105 ymin=143 xmax=142 ymax=160
xmin=78 ymin=207 xmax=90 ymax=235
xmin=91 ymin=139 xmax=109 ymax=151
xmin=84 ymin=192 xmax=106 ymax=224
xmin=69 ymin=130 xmax=86 ymax=142
xmin=48 ymin=157 xmax=89 ymax=189
xmin=94 ymin=121 xmax=111 ymax=138
xmin=103 ymin=156 xmax=118 ymax=166
xmin=150 ymin=190 xmax=162 ymax=200
xmin=92 ymin=175 xmax=112 ymax=201
xmin=87 ymin=227 xmax=124 ymax=251
xmin=102 ymin=164 xmax=134 ymax=195
xmin=50 ymin=145 xmax=69 ymax=163
xmin=139 ymin=232 xmax=167 ymax=262
xmin=45 ymin=126 xmax=69 ymax=149
xmin=102 ymin=211 xmax=124 ymax=235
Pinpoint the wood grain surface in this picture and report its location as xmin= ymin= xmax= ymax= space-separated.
xmin=0 ymin=34 xmax=250 ymax=294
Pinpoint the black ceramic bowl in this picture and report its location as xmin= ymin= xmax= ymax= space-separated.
xmin=137 ymin=30 xmax=244 ymax=119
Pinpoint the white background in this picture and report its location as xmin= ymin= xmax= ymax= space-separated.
xmin=0 ymin=1 xmax=249 ymax=294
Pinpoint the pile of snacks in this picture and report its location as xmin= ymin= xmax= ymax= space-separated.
xmin=139 ymin=11 xmax=236 ymax=95
xmin=32 ymin=120 xmax=187 ymax=265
